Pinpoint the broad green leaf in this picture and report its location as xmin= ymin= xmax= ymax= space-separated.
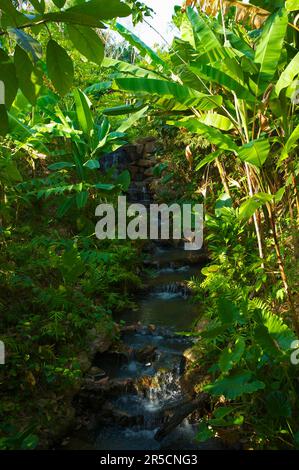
xmin=29 ymin=0 xmax=45 ymax=13
xmin=204 ymin=370 xmax=265 ymax=399
xmin=238 ymin=139 xmax=270 ymax=168
xmin=0 ymin=49 xmax=18 ymax=109
xmin=117 ymin=106 xmax=149 ymax=133
xmin=286 ymin=0 xmax=299 ymax=11
xmin=52 ymin=0 xmax=66 ymax=7
xmin=14 ymin=46 xmax=41 ymax=105
xmin=190 ymin=62 xmax=255 ymax=101
xmin=186 ymin=7 xmax=226 ymax=62
xmin=169 ymin=118 xmax=237 ymax=151
xmin=254 ymin=8 xmax=288 ymax=93
xmin=114 ymin=22 xmax=166 ymax=68
xmin=219 ymin=337 xmax=245 ymax=373
xmin=0 ymin=105 xmax=9 ymax=136
xmin=67 ymin=25 xmax=104 ymax=65
xmin=195 ymin=150 xmax=221 ymax=171
xmin=103 ymin=102 xmax=145 ymax=116
xmin=239 ymin=192 xmax=273 ymax=220
xmin=83 ymin=159 xmax=100 ymax=169
xmin=198 ymin=113 xmax=234 ymax=131
xmin=102 ymin=57 xmax=161 ymax=79
xmin=196 ymin=422 xmax=214 ymax=443
xmin=116 ymin=170 xmax=131 ymax=191
xmin=85 ymin=81 xmax=112 ymax=95
xmin=256 ymin=308 xmax=296 ymax=351
xmin=276 ymin=53 xmax=299 ymax=96
xmin=94 ymin=183 xmax=115 ymax=191
xmin=217 ymin=298 xmax=242 ymax=326
xmin=62 ymin=0 xmax=131 ymax=21
xmin=8 ymin=28 xmax=42 ymax=62
xmin=57 ymin=196 xmax=74 ymax=218
xmin=48 ymin=162 xmax=75 ymax=171
xmin=278 ymin=124 xmax=299 ymax=165
xmin=73 ymin=88 xmax=94 ymax=136
xmin=46 ymin=40 xmax=74 ymax=96
xmin=266 ymin=391 xmax=292 ymax=418
xmin=114 ymin=78 xmax=222 ymax=111
xmin=76 ymin=190 xmax=89 ymax=209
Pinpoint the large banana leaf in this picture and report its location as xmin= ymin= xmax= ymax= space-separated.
xmin=278 ymin=124 xmax=299 ymax=165
xmin=238 ymin=139 xmax=270 ymax=168
xmin=254 ymin=8 xmax=288 ymax=94
xmin=114 ymin=78 xmax=223 ymax=111
xmin=113 ymin=22 xmax=167 ymax=69
xmin=168 ymin=117 xmax=238 ymax=151
xmin=73 ymin=88 xmax=94 ymax=136
xmin=186 ymin=7 xmax=227 ymax=63
xmin=116 ymin=106 xmax=149 ymax=133
xmin=102 ymin=57 xmax=162 ymax=79
xmin=190 ymin=61 xmax=255 ymax=101
xmin=275 ymin=52 xmax=299 ymax=96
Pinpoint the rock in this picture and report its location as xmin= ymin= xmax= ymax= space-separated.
xmin=183 ymin=348 xmax=201 ymax=363
xmin=144 ymin=167 xmax=154 ymax=177
xmin=135 ymin=345 xmax=157 ymax=363
xmin=77 ymin=352 xmax=91 ymax=373
xmin=137 ymin=158 xmax=155 ymax=168
xmin=87 ymin=366 xmax=107 ymax=381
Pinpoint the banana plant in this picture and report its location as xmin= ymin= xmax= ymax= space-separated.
xmin=11 ymin=88 xmax=131 ymax=217
xmin=108 ymin=3 xmax=299 ymax=330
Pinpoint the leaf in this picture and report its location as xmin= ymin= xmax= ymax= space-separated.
xmin=218 ymin=298 xmax=242 ymax=326
xmin=61 ymin=0 xmax=131 ymax=21
xmin=256 ymin=308 xmax=296 ymax=351
xmin=52 ymin=0 xmax=66 ymax=7
xmin=83 ymin=159 xmax=100 ymax=170
xmin=196 ymin=422 xmax=214 ymax=443
xmin=219 ymin=337 xmax=245 ymax=373
xmin=29 ymin=0 xmax=46 ymax=13
xmin=204 ymin=370 xmax=265 ymax=399
xmin=238 ymin=139 xmax=270 ymax=168
xmin=57 ymin=196 xmax=74 ymax=218
xmin=113 ymin=22 xmax=166 ymax=68
xmin=67 ymin=25 xmax=104 ymax=65
xmin=14 ymin=45 xmax=41 ymax=105
xmin=76 ymin=191 xmax=89 ymax=209
xmin=0 ymin=105 xmax=9 ymax=136
xmin=46 ymin=40 xmax=74 ymax=96
xmin=266 ymin=391 xmax=292 ymax=418
xmin=195 ymin=150 xmax=222 ymax=171
xmin=115 ymin=78 xmax=222 ymax=111
xmin=0 ymin=49 xmax=18 ymax=109
xmin=197 ymin=113 xmax=233 ymax=131
xmin=73 ymin=88 xmax=94 ymax=136
xmin=20 ymin=434 xmax=39 ymax=450
xmin=116 ymin=170 xmax=131 ymax=191
xmin=48 ymin=162 xmax=75 ymax=171
xmin=239 ymin=193 xmax=273 ymax=220
xmin=254 ymin=8 xmax=288 ymax=93
xmin=190 ymin=62 xmax=255 ymax=101
xmin=170 ymin=118 xmax=237 ymax=151
xmin=8 ymin=28 xmax=42 ymax=62
xmin=94 ymin=183 xmax=115 ymax=191
xmin=286 ymin=0 xmax=299 ymax=11
xmin=278 ymin=124 xmax=299 ymax=165
xmin=117 ymin=106 xmax=149 ymax=133
xmin=186 ymin=7 xmax=226 ymax=62
xmin=276 ymin=53 xmax=299 ymax=96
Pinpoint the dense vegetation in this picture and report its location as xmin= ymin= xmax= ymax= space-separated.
xmin=0 ymin=0 xmax=298 ymax=450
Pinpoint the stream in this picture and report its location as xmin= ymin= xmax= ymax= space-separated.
xmin=61 ymin=175 xmax=211 ymax=450
xmin=61 ymin=241 xmax=211 ymax=451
